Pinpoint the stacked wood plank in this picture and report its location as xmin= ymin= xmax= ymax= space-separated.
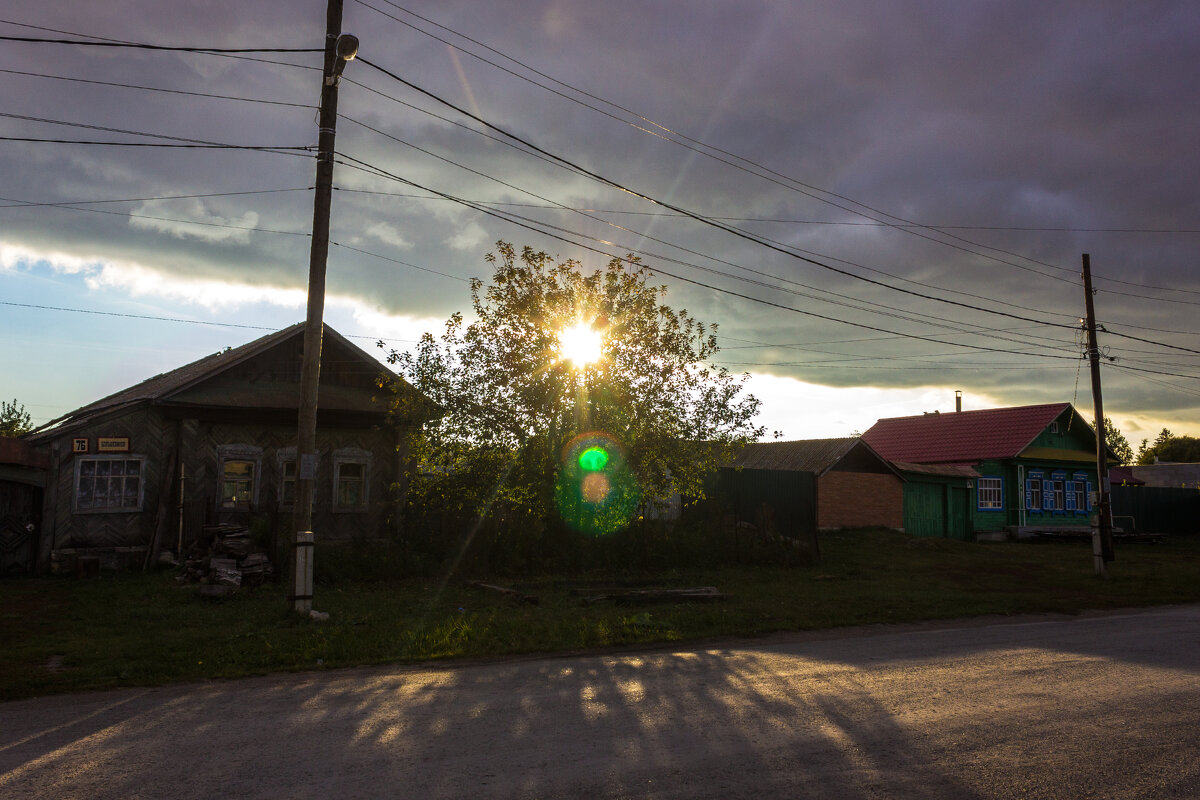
xmin=179 ymin=524 xmax=276 ymax=590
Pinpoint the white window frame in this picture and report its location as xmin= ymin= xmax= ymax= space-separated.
xmin=275 ymin=447 xmax=310 ymax=510
xmin=73 ymin=454 xmax=146 ymax=513
xmin=332 ymin=447 xmax=371 ymax=512
xmin=977 ymin=477 xmax=1003 ymax=510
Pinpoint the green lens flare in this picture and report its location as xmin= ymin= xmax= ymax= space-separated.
xmin=555 ymin=432 xmax=640 ymax=537
xmin=578 ymin=446 xmax=609 ymax=471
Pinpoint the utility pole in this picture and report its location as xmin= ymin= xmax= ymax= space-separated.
xmin=291 ymin=0 xmax=358 ymax=613
xmin=1081 ymin=253 xmax=1115 ymax=576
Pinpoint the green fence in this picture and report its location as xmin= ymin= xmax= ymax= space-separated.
xmin=1112 ymin=486 xmax=1200 ymax=535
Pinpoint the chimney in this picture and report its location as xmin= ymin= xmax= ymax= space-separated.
xmin=955 ymin=390 xmax=962 ymax=412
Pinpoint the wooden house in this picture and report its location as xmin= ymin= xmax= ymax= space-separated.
xmin=863 ymin=403 xmax=1106 ymax=537
xmin=0 ymin=437 xmax=49 ymax=575
xmin=730 ymin=438 xmax=904 ymax=530
xmin=24 ymin=323 xmax=429 ymax=573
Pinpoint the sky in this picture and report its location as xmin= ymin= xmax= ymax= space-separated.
xmin=2 ymin=0 xmax=1199 ymax=446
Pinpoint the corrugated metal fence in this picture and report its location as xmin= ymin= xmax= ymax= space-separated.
xmin=713 ymin=467 xmax=820 ymax=562
xmin=1111 ymin=486 xmax=1200 ymax=535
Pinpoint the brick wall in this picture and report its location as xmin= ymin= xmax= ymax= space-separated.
xmin=818 ymin=471 xmax=903 ymax=529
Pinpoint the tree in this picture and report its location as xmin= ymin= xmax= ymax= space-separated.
xmin=384 ymin=242 xmax=763 ymax=551
xmin=1137 ymin=428 xmax=1177 ymax=465
xmin=0 ymin=398 xmax=32 ymax=437
xmin=1137 ymin=430 xmax=1200 ymax=465
xmin=1099 ymin=417 xmax=1134 ymax=465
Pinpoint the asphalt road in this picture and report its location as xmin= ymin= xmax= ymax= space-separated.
xmin=2 ymin=605 xmax=1198 ymax=799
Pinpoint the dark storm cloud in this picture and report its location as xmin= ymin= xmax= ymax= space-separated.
xmin=2 ymin=0 xmax=1198 ymax=422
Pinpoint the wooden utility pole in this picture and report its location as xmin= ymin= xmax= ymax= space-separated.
xmin=291 ymin=0 xmax=357 ymax=613
xmin=1081 ymin=253 xmax=1115 ymax=575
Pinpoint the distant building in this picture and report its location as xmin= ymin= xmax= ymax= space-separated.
xmin=1122 ymin=462 xmax=1200 ymax=489
xmin=863 ymin=403 xmax=1106 ymax=537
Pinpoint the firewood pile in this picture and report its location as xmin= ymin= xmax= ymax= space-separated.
xmin=179 ymin=524 xmax=276 ymax=591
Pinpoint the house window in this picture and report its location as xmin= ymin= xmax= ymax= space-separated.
xmin=337 ymin=462 xmax=365 ymax=508
xmin=977 ymin=477 xmax=1003 ymax=510
xmin=216 ymin=445 xmax=261 ymax=510
xmin=75 ymin=456 xmax=144 ymax=512
xmin=1050 ymin=472 xmax=1066 ymax=512
xmin=221 ymin=460 xmax=255 ymax=509
xmin=1025 ymin=472 xmax=1043 ymax=511
xmin=332 ymin=448 xmax=371 ymax=512
xmin=281 ymin=460 xmax=297 ymax=506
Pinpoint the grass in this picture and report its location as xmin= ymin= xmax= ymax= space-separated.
xmin=2 ymin=528 xmax=1198 ymax=701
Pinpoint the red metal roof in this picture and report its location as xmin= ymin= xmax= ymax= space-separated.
xmin=861 ymin=403 xmax=1075 ymax=464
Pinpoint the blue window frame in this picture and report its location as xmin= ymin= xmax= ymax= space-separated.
xmin=1050 ymin=471 xmax=1067 ymax=514
xmin=1025 ymin=471 xmax=1044 ymax=512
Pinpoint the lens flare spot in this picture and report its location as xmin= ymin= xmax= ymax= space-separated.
xmin=555 ymin=431 xmax=640 ymax=536
xmin=578 ymin=446 xmax=609 ymax=471
xmin=581 ymin=472 xmax=611 ymax=503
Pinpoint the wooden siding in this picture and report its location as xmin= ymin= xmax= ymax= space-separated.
xmin=902 ymin=479 xmax=973 ymax=540
xmin=37 ymin=405 xmax=408 ymax=567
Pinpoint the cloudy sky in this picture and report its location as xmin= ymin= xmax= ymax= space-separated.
xmin=2 ymin=0 xmax=1199 ymax=444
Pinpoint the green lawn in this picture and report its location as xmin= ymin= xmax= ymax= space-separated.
xmin=2 ymin=529 xmax=1198 ymax=701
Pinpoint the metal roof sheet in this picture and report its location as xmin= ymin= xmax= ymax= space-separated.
xmin=732 ymin=437 xmax=891 ymax=476
xmin=861 ymin=403 xmax=1076 ymax=464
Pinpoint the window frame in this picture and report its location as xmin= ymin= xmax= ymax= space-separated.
xmin=332 ymin=447 xmax=371 ymax=513
xmin=73 ymin=454 xmax=146 ymax=513
xmin=977 ymin=476 xmax=1003 ymax=510
xmin=275 ymin=447 xmax=311 ymax=511
xmin=1025 ymin=470 xmax=1044 ymax=512
xmin=1050 ymin=471 xmax=1066 ymax=514
xmin=216 ymin=444 xmax=262 ymax=511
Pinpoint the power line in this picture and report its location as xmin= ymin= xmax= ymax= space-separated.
xmin=355 ymin=1 xmax=1200 ymax=301
xmin=0 ymin=34 xmax=321 ymax=53
xmin=0 ymin=188 xmax=311 ymax=209
xmin=0 ymin=301 xmax=420 ymax=345
xmin=0 ymin=137 xmax=312 ymax=153
xmin=0 ymin=194 xmax=312 ymax=237
xmin=336 ymin=128 xmax=1075 ymax=352
xmin=339 ymin=79 xmax=1087 ymax=337
xmin=330 ymin=188 xmax=1200 ymax=235
xmin=345 ymin=65 xmax=1089 ymax=321
xmin=0 ymin=111 xmax=311 ymax=148
xmin=333 ymin=150 xmax=1087 ymax=364
xmin=331 ymin=137 xmax=1081 ymax=334
xmin=0 ymin=67 xmax=317 ymax=108
xmin=0 ymin=20 xmax=321 ymax=70
xmin=329 ymin=241 xmax=472 ymax=283
xmin=348 ymin=61 xmax=1200 ymax=356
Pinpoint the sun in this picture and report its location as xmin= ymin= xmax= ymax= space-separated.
xmin=558 ymin=322 xmax=603 ymax=366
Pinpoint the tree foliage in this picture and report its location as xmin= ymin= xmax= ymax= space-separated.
xmin=0 ymin=398 xmax=32 ymax=437
xmin=385 ymin=242 xmax=763 ymax=550
xmin=1099 ymin=417 xmax=1133 ymax=466
xmin=1136 ymin=428 xmax=1200 ymax=465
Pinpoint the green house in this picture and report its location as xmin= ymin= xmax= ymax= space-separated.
xmin=862 ymin=403 xmax=1108 ymax=537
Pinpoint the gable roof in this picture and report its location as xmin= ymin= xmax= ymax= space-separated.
xmin=861 ymin=403 xmax=1091 ymax=464
xmin=731 ymin=437 xmax=899 ymax=478
xmin=29 ymin=323 xmax=406 ymax=438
